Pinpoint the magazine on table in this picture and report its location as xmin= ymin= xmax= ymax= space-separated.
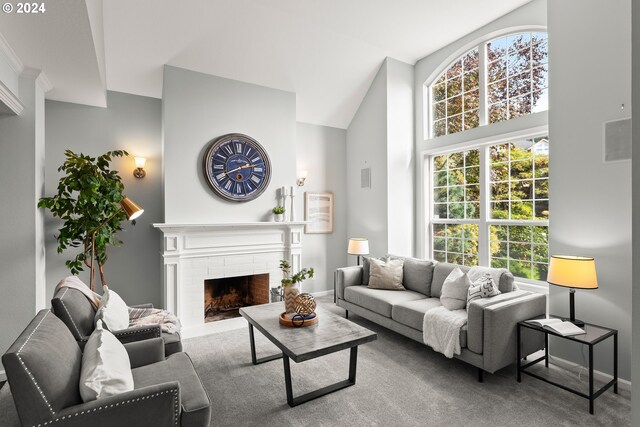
xmin=525 ymin=318 xmax=586 ymax=336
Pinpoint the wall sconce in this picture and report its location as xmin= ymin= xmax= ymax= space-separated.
xmin=133 ymin=157 xmax=146 ymax=179
xmin=296 ymin=170 xmax=307 ymax=186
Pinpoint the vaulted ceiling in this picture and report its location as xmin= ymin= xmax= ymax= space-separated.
xmin=0 ymin=0 xmax=531 ymax=128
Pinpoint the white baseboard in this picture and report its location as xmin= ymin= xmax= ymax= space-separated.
xmin=547 ymin=353 xmax=630 ymax=392
xmin=311 ymin=290 xmax=334 ymax=297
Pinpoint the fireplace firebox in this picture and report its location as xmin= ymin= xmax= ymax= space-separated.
xmin=204 ymin=274 xmax=269 ymax=322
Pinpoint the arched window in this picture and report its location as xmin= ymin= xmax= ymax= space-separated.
xmin=430 ymin=31 xmax=548 ymax=138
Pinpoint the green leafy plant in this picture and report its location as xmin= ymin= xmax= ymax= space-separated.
xmin=38 ymin=149 xmax=131 ymax=288
xmin=272 ymin=206 xmax=285 ymax=214
xmin=279 ymin=259 xmax=314 ymax=287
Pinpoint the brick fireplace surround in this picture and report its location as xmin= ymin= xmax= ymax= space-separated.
xmin=153 ymin=222 xmax=306 ymax=338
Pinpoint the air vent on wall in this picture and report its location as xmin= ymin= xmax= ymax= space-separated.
xmin=603 ymin=118 xmax=631 ymax=162
xmin=361 ymin=167 xmax=371 ymax=188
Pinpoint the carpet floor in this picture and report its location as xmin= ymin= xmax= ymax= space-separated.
xmin=0 ymin=297 xmax=631 ymax=426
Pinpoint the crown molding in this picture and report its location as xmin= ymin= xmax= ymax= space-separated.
xmin=0 ymin=31 xmax=23 ymax=75
xmin=0 ymin=79 xmax=24 ymax=115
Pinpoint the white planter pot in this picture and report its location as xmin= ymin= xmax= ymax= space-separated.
xmin=274 ymin=213 xmax=285 ymax=222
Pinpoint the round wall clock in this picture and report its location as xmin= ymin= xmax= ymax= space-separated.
xmin=202 ymin=133 xmax=272 ymax=202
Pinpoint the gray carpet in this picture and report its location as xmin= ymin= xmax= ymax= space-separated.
xmin=0 ymin=297 xmax=631 ymax=426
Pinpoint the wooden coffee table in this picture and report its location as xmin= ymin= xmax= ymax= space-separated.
xmin=239 ymin=302 xmax=377 ymax=407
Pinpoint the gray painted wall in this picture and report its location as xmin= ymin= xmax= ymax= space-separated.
xmin=0 ymin=71 xmax=46 ymax=371
xmin=346 ymin=61 xmax=389 ymax=259
xmin=44 ymin=91 xmax=164 ymax=307
xmin=295 ymin=122 xmax=347 ymax=293
xmin=548 ymin=0 xmax=632 ymax=380
xmin=162 ymin=66 xmax=296 ymax=224
xmin=632 ymin=0 xmax=639 ymax=419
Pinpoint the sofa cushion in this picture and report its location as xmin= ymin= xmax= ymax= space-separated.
xmin=95 ymin=287 xmax=130 ymax=332
xmin=80 ymin=320 xmax=134 ymax=402
xmin=431 ymin=263 xmax=471 ymax=298
xmin=368 ymin=258 xmax=405 ymax=290
xmin=362 ymin=256 xmax=386 ymax=285
xmin=468 ymin=266 xmax=515 ymax=293
xmin=132 ymin=352 xmax=211 ymax=427
xmin=343 ymin=286 xmax=425 ymax=318
xmin=391 ymin=299 xmax=467 ymax=348
xmin=387 ymin=255 xmax=435 ymax=296
xmin=440 ymin=268 xmax=473 ymax=310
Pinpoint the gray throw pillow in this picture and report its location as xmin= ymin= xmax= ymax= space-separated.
xmin=362 ymin=256 xmax=386 ymax=285
xmin=440 ymin=267 xmax=472 ymax=310
xmin=403 ymin=258 xmax=435 ymax=296
xmin=466 ymin=272 xmax=501 ymax=310
xmin=368 ymin=258 xmax=405 ymax=290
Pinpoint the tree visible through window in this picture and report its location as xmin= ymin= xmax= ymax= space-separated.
xmin=429 ymin=31 xmax=548 ymax=138
xmin=430 ymin=136 xmax=549 ymax=281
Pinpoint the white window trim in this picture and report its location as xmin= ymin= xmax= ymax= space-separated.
xmin=424 ymin=129 xmax=550 ymax=284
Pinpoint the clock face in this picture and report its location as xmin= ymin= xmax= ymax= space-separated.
xmin=203 ymin=133 xmax=272 ymax=202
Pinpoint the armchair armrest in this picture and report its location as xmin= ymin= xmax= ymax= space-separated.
xmin=124 ymin=337 xmax=165 ymax=368
xmin=335 ymin=266 xmax=363 ymax=300
xmin=113 ymin=324 xmax=162 ymax=344
xmin=45 ymin=382 xmax=181 ymax=427
xmin=480 ymin=292 xmax=546 ymax=373
xmin=130 ymin=303 xmax=155 ymax=309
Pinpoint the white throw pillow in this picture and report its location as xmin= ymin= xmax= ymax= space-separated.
xmin=95 ymin=287 xmax=130 ymax=331
xmin=440 ymin=267 xmax=473 ymax=310
xmin=368 ymin=258 xmax=405 ymax=290
xmin=466 ymin=272 xmax=501 ymax=310
xmin=79 ymin=320 xmax=134 ymax=402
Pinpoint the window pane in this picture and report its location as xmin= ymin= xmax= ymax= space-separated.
xmin=434 ymin=187 xmax=447 ymax=203
xmin=449 ymin=152 xmax=464 ymax=168
xmin=465 ymin=183 xmax=480 ymax=200
xmin=446 ymin=61 xmax=462 ymax=79
xmin=433 ymin=82 xmax=446 ymax=102
xmin=434 ymin=155 xmax=447 ymax=171
xmin=448 ymin=168 xmax=464 ymax=185
xmin=433 ymin=237 xmax=446 ymax=251
xmin=488 ymin=79 xmax=507 ymax=104
xmin=449 ymin=203 xmax=465 ymax=219
xmin=449 ymin=185 xmax=464 ymax=202
xmin=532 ymin=87 xmax=548 ymax=113
xmin=508 ymin=94 xmax=532 ymax=119
xmin=434 ymin=170 xmax=447 ymax=186
xmin=463 ymin=90 xmax=479 ymax=111
xmin=533 ymin=244 xmax=548 ymax=263
xmin=491 ymin=202 xmax=509 ymax=219
xmin=448 ymin=114 xmax=463 ymax=134
xmin=511 ymin=180 xmax=533 ymax=200
xmin=491 ymin=182 xmax=509 ymax=200
xmin=434 ymin=101 xmax=446 ymax=121
xmin=463 ymin=49 xmax=479 ymax=71
xmin=488 ymin=101 xmax=508 ymax=123
xmin=508 ymin=73 xmax=531 ymax=98
xmin=464 ymin=110 xmax=479 ymax=130
xmin=535 ymin=200 xmax=549 ymax=219
xmin=434 ymin=203 xmax=447 ymax=219
xmin=464 ymin=70 xmax=479 ymax=91
xmin=447 ymin=76 xmax=462 ymax=98
xmin=465 ymin=150 xmax=480 ymax=167
xmin=533 ymin=263 xmax=548 ymax=281
xmin=491 ymin=258 xmax=508 ymax=269
xmin=511 ymin=201 xmax=534 ymax=220
xmin=434 ymin=251 xmax=446 ymax=262
xmin=465 ymin=202 xmax=480 ymax=219
xmin=447 ymin=96 xmax=462 ymax=115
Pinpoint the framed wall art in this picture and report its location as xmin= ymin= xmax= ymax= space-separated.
xmin=304 ymin=192 xmax=334 ymax=234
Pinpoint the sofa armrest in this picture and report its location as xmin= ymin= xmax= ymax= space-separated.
xmin=130 ymin=303 xmax=155 ymax=309
xmin=44 ymin=382 xmax=180 ymax=427
xmin=335 ymin=266 xmax=363 ymax=300
xmin=124 ymin=337 xmax=166 ymax=368
xmin=113 ymin=324 xmax=162 ymax=344
xmin=481 ymin=292 xmax=546 ymax=373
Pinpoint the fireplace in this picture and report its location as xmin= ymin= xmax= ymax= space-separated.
xmin=204 ymin=273 xmax=269 ymax=322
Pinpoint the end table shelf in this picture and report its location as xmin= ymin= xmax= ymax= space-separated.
xmin=517 ymin=317 xmax=618 ymax=415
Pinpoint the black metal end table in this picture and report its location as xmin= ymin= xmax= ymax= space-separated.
xmin=517 ymin=317 xmax=618 ymax=414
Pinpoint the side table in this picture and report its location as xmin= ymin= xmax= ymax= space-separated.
xmin=517 ymin=317 xmax=618 ymax=415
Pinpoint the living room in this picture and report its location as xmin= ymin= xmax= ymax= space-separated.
xmin=0 ymin=0 xmax=638 ymax=425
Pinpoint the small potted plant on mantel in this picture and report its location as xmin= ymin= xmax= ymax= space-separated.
xmin=272 ymin=206 xmax=285 ymax=222
xmin=280 ymin=259 xmax=314 ymax=313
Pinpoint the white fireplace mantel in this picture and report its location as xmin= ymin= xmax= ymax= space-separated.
xmin=152 ymin=222 xmax=307 ymax=337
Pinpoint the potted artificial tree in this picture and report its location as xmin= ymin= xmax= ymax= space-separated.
xmin=38 ymin=150 xmax=143 ymax=291
xmin=279 ymin=259 xmax=314 ymax=313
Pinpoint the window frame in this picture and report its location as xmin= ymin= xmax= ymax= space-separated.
xmin=427 ymin=132 xmax=549 ymax=286
xmin=426 ymin=28 xmax=548 ymax=140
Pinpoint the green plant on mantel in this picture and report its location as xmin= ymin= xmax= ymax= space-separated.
xmin=38 ymin=149 xmax=132 ymax=288
xmin=272 ymin=206 xmax=286 ymax=214
xmin=279 ymin=259 xmax=314 ymax=287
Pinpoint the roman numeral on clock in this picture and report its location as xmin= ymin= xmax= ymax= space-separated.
xmin=236 ymin=143 xmax=243 ymax=153
xmin=250 ymin=175 xmax=261 ymax=184
xmin=224 ymin=145 xmax=233 ymax=155
xmin=224 ymin=180 xmax=232 ymax=191
xmin=213 ymin=164 xmax=224 ymax=170
xmin=216 ymin=172 xmax=226 ymax=181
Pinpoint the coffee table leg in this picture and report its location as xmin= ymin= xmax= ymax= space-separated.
xmin=248 ymin=323 xmax=282 ymax=365
xmin=283 ymin=346 xmax=359 ymax=407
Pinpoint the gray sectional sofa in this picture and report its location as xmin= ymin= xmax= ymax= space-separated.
xmin=335 ymin=256 xmax=546 ymax=380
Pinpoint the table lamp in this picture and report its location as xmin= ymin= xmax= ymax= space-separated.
xmin=347 ymin=238 xmax=369 ymax=266
xmin=547 ymin=255 xmax=598 ymax=327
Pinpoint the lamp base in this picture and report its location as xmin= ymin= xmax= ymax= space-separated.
xmin=561 ymin=317 xmax=585 ymax=328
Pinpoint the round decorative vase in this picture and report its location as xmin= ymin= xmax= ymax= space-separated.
xmin=274 ymin=213 xmax=284 ymax=222
xmin=284 ymin=285 xmax=301 ymax=313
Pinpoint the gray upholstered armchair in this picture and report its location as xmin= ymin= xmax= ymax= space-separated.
xmin=52 ymin=286 xmax=182 ymax=355
xmin=2 ymin=309 xmax=210 ymax=427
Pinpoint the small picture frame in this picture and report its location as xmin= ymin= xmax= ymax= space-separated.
xmin=304 ymin=192 xmax=334 ymax=234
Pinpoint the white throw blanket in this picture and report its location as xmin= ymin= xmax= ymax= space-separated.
xmin=422 ymin=306 xmax=468 ymax=358
xmin=128 ymin=307 xmax=181 ymax=335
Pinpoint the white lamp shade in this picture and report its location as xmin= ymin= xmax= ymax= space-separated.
xmin=547 ymin=255 xmax=598 ymax=289
xmin=134 ymin=157 xmax=147 ymax=168
xmin=347 ymin=238 xmax=369 ymax=255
